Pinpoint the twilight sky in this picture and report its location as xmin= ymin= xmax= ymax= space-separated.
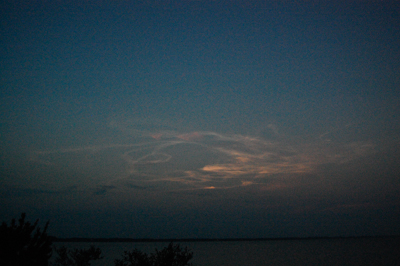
xmin=1 ymin=0 xmax=400 ymax=239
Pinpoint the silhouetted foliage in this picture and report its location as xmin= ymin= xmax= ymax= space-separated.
xmin=114 ymin=248 xmax=152 ymax=266
xmin=52 ymin=246 xmax=73 ymax=266
xmin=0 ymin=214 xmax=194 ymax=266
xmin=114 ymin=242 xmax=193 ymax=266
xmin=53 ymin=245 xmax=103 ymax=266
xmin=0 ymin=213 xmax=52 ymax=266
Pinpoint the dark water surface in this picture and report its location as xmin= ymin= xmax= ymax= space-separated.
xmin=52 ymin=237 xmax=400 ymax=266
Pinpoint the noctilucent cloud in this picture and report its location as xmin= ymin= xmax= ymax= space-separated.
xmin=1 ymin=0 xmax=400 ymax=239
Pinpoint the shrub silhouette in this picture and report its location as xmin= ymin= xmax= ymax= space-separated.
xmin=114 ymin=242 xmax=193 ymax=266
xmin=0 ymin=213 xmax=52 ymax=266
xmin=0 ymin=214 xmax=194 ymax=266
xmin=114 ymin=248 xmax=152 ymax=266
xmin=53 ymin=245 xmax=103 ymax=266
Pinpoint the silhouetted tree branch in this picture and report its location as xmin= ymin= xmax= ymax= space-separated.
xmin=0 ymin=213 xmax=52 ymax=266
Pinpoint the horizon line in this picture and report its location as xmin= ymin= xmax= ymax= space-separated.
xmin=52 ymin=235 xmax=400 ymax=243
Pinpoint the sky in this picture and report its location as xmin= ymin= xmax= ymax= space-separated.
xmin=1 ymin=0 xmax=400 ymax=239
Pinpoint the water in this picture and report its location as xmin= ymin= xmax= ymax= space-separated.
xmin=52 ymin=237 xmax=400 ymax=266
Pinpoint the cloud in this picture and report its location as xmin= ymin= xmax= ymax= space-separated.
xmin=25 ymin=119 xmax=378 ymax=195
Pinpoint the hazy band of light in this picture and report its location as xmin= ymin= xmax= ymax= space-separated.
xmin=27 ymin=120 xmax=376 ymax=193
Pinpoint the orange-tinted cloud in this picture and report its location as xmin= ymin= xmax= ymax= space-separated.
xmin=177 ymin=132 xmax=203 ymax=141
xmin=150 ymin=133 xmax=163 ymax=140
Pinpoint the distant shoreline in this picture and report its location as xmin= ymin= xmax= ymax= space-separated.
xmin=52 ymin=235 xmax=400 ymax=243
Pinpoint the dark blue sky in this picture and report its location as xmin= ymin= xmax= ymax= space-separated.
xmin=1 ymin=0 xmax=400 ymax=238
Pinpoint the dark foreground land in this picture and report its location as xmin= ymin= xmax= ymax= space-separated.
xmin=52 ymin=236 xmax=400 ymax=266
xmin=2 ymin=214 xmax=400 ymax=266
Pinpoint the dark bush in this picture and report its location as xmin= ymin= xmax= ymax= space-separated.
xmin=0 ymin=213 xmax=52 ymax=266
xmin=0 ymin=214 xmax=194 ymax=266
xmin=114 ymin=248 xmax=152 ymax=266
xmin=115 ymin=242 xmax=193 ymax=266
xmin=53 ymin=245 xmax=103 ymax=266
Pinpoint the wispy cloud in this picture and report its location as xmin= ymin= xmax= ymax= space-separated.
xmin=27 ymin=120 xmax=377 ymax=194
